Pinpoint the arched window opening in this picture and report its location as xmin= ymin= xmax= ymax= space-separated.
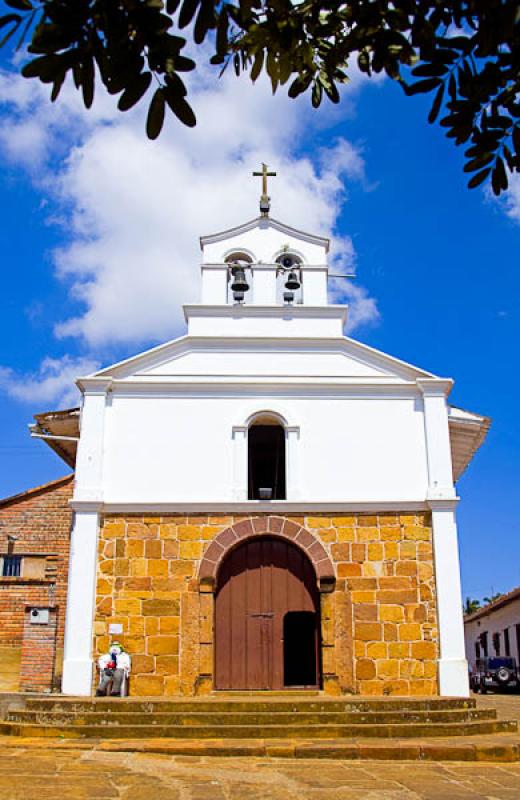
xmin=275 ymin=252 xmax=303 ymax=304
xmin=248 ymin=417 xmax=286 ymax=500
xmin=225 ymin=252 xmax=253 ymax=304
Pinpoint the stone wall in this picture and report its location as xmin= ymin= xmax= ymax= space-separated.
xmin=94 ymin=512 xmax=438 ymax=697
xmin=0 ymin=475 xmax=73 ymax=691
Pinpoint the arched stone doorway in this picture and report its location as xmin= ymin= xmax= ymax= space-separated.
xmin=215 ymin=536 xmax=321 ymax=690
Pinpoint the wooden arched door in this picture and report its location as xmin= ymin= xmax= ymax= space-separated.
xmin=215 ymin=537 xmax=321 ymax=690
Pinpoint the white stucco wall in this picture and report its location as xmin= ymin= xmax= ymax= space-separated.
xmin=465 ymin=597 xmax=520 ymax=671
xmin=100 ymin=392 xmax=429 ymax=503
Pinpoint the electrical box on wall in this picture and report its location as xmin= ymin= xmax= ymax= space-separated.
xmin=29 ymin=608 xmax=49 ymax=625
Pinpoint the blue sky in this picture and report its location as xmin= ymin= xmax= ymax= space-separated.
xmin=0 ymin=54 xmax=518 ymax=603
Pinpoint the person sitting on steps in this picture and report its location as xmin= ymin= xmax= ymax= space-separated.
xmin=96 ymin=641 xmax=131 ymax=697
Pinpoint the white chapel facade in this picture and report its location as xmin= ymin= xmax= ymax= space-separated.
xmin=56 ymin=171 xmax=489 ymax=698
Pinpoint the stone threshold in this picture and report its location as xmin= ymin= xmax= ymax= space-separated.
xmin=2 ymin=735 xmax=520 ymax=762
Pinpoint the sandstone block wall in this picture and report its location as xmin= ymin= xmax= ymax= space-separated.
xmin=94 ymin=512 xmax=438 ymax=697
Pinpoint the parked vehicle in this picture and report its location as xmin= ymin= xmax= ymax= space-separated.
xmin=470 ymin=657 xmax=520 ymax=693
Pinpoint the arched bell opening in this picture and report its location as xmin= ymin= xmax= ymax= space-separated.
xmin=225 ymin=252 xmax=253 ymax=304
xmin=247 ymin=414 xmax=286 ymax=500
xmin=214 ymin=536 xmax=321 ymax=690
xmin=275 ymin=252 xmax=303 ymax=304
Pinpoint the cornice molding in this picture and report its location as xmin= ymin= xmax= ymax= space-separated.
xmin=417 ymin=377 xmax=454 ymax=396
xmin=183 ymin=303 xmax=348 ymax=323
xmin=199 ymin=216 xmax=330 ymax=251
xmin=100 ymin=378 xmax=423 ymax=398
xmin=70 ymin=499 xmax=434 ymax=513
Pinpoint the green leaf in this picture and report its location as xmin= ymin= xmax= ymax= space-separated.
xmin=0 ymin=13 xmax=21 ymax=29
xmin=0 ymin=13 xmax=21 ymax=48
xmin=323 ymin=79 xmax=339 ymax=103
xmin=146 ymin=87 xmax=165 ymax=139
xmin=428 ymin=82 xmax=444 ymax=123
xmin=357 ymin=51 xmax=370 ymax=74
xmin=81 ymin=55 xmax=94 ymax=109
xmin=118 ymin=72 xmax=152 ymax=112
xmin=4 ymin=0 xmax=32 ymax=10
xmin=216 ymin=7 xmax=228 ymax=56
xmin=448 ymin=73 xmax=457 ymax=101
xmin=50 ymin=71 xmax=66 ymax=102
xmin=503 ymin=145 xmax=516 ymax=171
xmin=312 ymin=79 xmax=322 ymax=108
xmin=178 ymin=0 xmax=199 ymax=29
xmin=467 ymin=167 xmax=491 ymax=189
xmin=14 ymin=7 xmax=36 ymax=51
xmin=404 ymin=78 xmax=441 ymax=96
xmin=164 ymin=82 xmax=196 ymax=127
xmin=463 ymin=153 xmax=495 ymax=172
xmin=412 ymin=62 xmax=448 ymax=78
xmin=194 ymin=0 xmax=215 ymax=44
xmin=174 ymin=55 xmax=195 ymax=73
xmin=278 ymin=54 xmax=292 ymax=86
xmin=513 ymin=125 xmax=520 ymax=156
xmin=21 ymin=54 xmax=60 ymax=80
xmin=288 ymin=72 xmax=312 ymax=99
xmin=491 ymin=156 xmax=507 ymax=196
xmin=250 ymin=50 xmax=264 ymax=83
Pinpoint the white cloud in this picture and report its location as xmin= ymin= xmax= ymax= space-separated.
xmin=0 ymin=60 xmax=380 ymax=401
xmin=0 ymin=356 xmax=99 ymax=408
xmin=501 ymin=173 xmax=520 ymax=224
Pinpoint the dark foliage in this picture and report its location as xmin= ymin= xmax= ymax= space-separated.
xmin=1 ymin=1 xmax=519 ymax=194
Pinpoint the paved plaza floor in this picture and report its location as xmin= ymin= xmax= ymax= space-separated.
xmin=1 ymin=745 xmax=519 ymax=800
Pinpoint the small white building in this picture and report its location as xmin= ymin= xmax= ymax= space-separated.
xmin=465 ymin=588 xmax=520 ymax=671
xmin=33 ymin=171 xmax=490 ymax=699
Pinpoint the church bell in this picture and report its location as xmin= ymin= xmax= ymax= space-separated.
xmin=285 ymin=270 xmax=301 ymax=291
xmin=230 ymin=264 xmax=250 ymax=294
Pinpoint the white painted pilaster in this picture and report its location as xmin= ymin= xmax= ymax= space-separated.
xmin=431 ymin=503 xmax=469 ymax=697
xmin=74 ymin=380 xmax=110 ymax=502
xmin=201 ymin=265 xmax=228 ymax=304
xmin=417 ymin=379 xmax=455 ymax=500
xmin=302 ymin=269 xmax=328 ymax=305
xmin=62 ymin=379 xmax=109 ymax=695
xmin=61 ymin=510 xmax=100 ymax=695
xmin=286 ymin=426 xmax=301 ymax=500
xmin=252 ymin=266 xmax=277 ymax=304
xmin=232 ymin=425 xmax=248 ymax=500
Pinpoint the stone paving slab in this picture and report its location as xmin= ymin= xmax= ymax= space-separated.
xmin=2 ymin=733 xmax=520 ymax=761
xmin=2 ymin=745 xmax=520 ymax=799
xmin=474 ymin=693 xmax=520 ymax=722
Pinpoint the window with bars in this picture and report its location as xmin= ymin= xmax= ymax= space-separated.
xmin=2 ymin=555 xmax=22 ymax=577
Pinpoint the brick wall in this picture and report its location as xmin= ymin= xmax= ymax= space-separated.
xmin=0 ymin=475 xmax=73 ymax=691
xmin=94 ymin=512 xmax=438 ymax=697
xmin=19 ymin=607 xmax=58 ymax=692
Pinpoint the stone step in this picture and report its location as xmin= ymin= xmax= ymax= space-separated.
xmin=5 ymin=708 xmax=497 ymax=727
xmin=81 ymin=736 xmax=520 ymax=761
xmin=1 ymin=733 xmax=520 ymax=761
xmin=20 ymin=697 xmax=478 ymax=714
xmin=0 ymin=718 xmax=516 ymax=740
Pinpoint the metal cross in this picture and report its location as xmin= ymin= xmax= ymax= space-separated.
xmin=253 ymin=163 xmax=276 ymax=214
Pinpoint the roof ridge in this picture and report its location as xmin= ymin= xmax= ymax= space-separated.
xmin=464 ymin=584 xmax=520 ymax=622
xmin=0 ymin=473 xmax=74 ymax=508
